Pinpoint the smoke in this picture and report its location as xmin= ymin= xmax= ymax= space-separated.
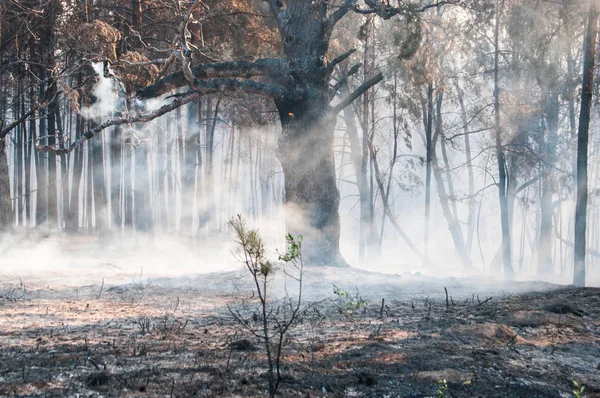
xmin=0 ymin=230 xmax=241 ymax=288
xmin=81 ymin=62 xmax=124 ymax=120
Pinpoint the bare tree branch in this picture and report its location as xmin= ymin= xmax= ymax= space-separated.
xmin=352 ymin=0 xmax=460 ymax=20
xmin=327 ymin=0 xmax=359 ymax=33
xmin=331 ymin=63 xmax=362 ymax=97
xmin=327 ymin=48 xmax=356 ymax=73
xmin=415 ymin=0 xmax=461 ymax=13
xmin=1 ymin=107 xmax=38 ymax=139
xmin=36 ymin=93 xmax=200 ymax=154
xmin=331 ymin=72 xmax=383 ymax=115
xmin=137 ymin=58 xmax=285 ymax=99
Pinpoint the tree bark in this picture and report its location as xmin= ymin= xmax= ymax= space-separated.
xmin=537 ymin=93 xmax=559 ymax=278
xmin=573 ymin=0 xmax=599 ymax=287
xmin=276 ymin=94 xmax=344 ymax=266
xmin=0 ymin=141 xmax=12 ymax=231
xmin=423 ymin=83 xmax=434 ymax=261
xmin=341 ymin=85 xmax=370 ymax=263
xmin=494 ymin=0 xmax=514 ymax=278
xmin=134 ymin=141 xmax=152 ymax=231
xmin=454 ymin=81 xmax=476 ymax=252
xmin=66 ymin=113 xmax=84 ymax=233
xmin=91 ymin=135 xmax=107 ymax=235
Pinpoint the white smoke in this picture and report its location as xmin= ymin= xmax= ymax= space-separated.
xmin=81 ymin=62 xmax=123 ymax=119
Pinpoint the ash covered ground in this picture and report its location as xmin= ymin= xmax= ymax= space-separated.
xmin=0 ymin=237 xmax=599 ymax=397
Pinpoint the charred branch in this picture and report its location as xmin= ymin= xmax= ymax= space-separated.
xmin=137 ymin=58 xmax=285 ymax=99
xmin=328 ymin=0 xmax=360 ymax=29
xmin=327 ymin=48 xmax=357 ymax=73
xmin=331 ymin=63 xmax=362 ymax=97
xmin=331 ymin=72 xmax=383 ymax=115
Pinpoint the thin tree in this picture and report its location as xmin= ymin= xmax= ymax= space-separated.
xmin=573 ymin=0 xmax=599 ymax=287
xmin=494 ymin=0 xmax=514 ymax=278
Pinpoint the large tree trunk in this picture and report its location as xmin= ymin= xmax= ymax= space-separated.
xmin=275 ymin=94 xmax=344 ymax=266
xmin=272 ymin=1 xmax=346 ymax=266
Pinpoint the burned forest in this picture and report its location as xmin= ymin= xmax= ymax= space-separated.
xmin=1 ymin=0 xmax=600 ymax=397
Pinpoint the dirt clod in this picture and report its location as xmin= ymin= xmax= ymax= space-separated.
xmin=228 ymin=338 xmax=256 ymax=351
xmin=443 ymin=323 xmax=517 ymax=344
xmin=86 ymin=371 xmax=110 ymax=387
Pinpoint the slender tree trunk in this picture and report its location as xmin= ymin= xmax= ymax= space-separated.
xmin=16 ymin=90 xmax=24 ymax=226
xmin=431 ymin=91 xmax=472 ymax=267
xmin=0 ymin=140 xmax=12 ymax=230
xmin=47 ymin=94 xmax=58 ymax=229
xmin=379 ymin=69 xmax=401 ymax=245
xmin=537 ymin=94 xmax=559 ymax=277
xmin=134 ymin=141 xmax=152 ymax=231
xmin=423 ymin=83 xmax=434 ymax=263
xmin=206 ymin=97 xmax=220 ymax=227
xmin=454 ymin=81 xmax=476 ymax=252
xmin=24 ymin=97 xmax=32 ymax=228
xmin=91 ymin=134 xmax=107 ymax=235
xmin=67 ymin=114 xmax=84 ymax=232
xmin=37 ymin=87 xmax=48 ymax=226
xmin=574 ymin=0 xmax=599 ymax=287
xmin=131 ymin=0 xmax=143 ymax=31
xmin=366 ymin=128 xmax=427 ymax=262
xmin=342 ymin=84 xmax=370 ymax=263
xmin=494 ymin=0 xmax=514 ymax=278
xmin=183 ymin=99 xmax=199 ymax=234
xmin=111 ymin=124 xmax=122 ymax=229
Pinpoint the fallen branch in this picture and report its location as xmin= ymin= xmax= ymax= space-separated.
xmin=477 ymin=296 xmax=493 ymax=306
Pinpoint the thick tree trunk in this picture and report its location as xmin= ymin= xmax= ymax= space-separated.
xmin=275 ymin=94 xmax=344 ymax=266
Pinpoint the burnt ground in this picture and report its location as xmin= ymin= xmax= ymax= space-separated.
xmin=0 ymin=263 xmax=599 ymax=398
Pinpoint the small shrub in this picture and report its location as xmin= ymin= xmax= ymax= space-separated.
xmin=228 ymin=215 xmax=304 ymax=398
xmin=436 ymin=379 xmax=448 ymax=398
xmin=333 ymin=284 xmax=368 ymax=317
xmin=573 ymin=381 xmax=585 ymax=398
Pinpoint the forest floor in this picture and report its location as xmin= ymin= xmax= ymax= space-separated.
xmin=0 ymin=239 xmax=599 ymax=397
